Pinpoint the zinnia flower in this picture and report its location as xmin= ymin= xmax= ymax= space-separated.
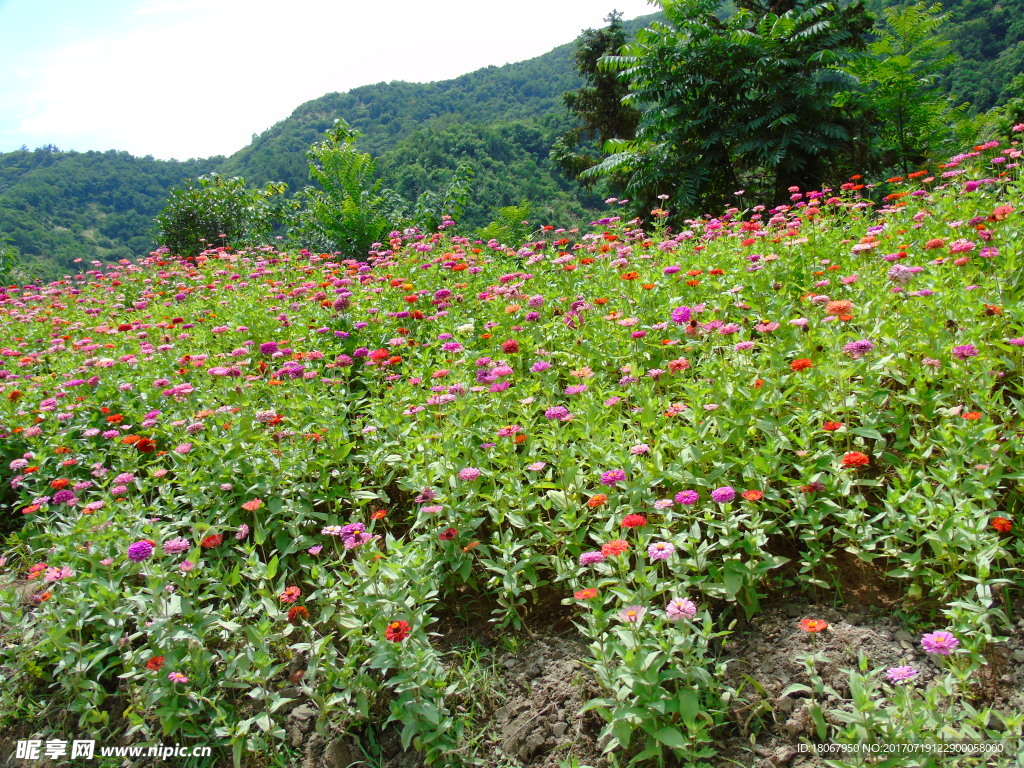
xmin=666 ymin=597 xmax=697 ymax=621
xmin=711 ymin=486 xmax=735 ymax=503
xmin=601 ymin=539 xmax=629 ymax=557
xmin=951 ymin=344 xmax=978 ymax=360
xmin=288 ymin=606 xmax=310 ymax=624
xmin=799 ymin=618 xmax=828 ymax=632
xmin=842 ymin=452 xmax=870 ymax=468
xmin=675 ymin=490 xmax=699 ymax=505
xmin=280 ymin=586 xmax=301 ymax=603
xmin=790 ymin=358 xmax=813 ymax=371
xmin=145 ymin=655 xmax=165 ymax=671
xmin=991 ymin=517 xmax=1012 ymax=533
xmin=618 ymin=605 xmax=646 ymax=623
xmin=671 ymin=306 xmax=692 ymax=324
xmin=458 ymin=467 xmax=481 ymax=481
xmin=127 ymin=540 xmax=155 ymax=563
xmin=647 ymin=541 xmax=675 ymax=561
xmin=601 ymin=469 xmax=626 ymax=486
xmin=621 ymin=514 xmax=647 ymax=528
xmin=574 ymin=587 xmax=598 ymax=600
xmin=385 ymin=619 xmax=411 ymax=642
xmin=885 ymin=666 xmax=918 ymax=683
xmin=201 ymin=534 xmax=223 ymax=548
xmin=579 ymin=551 xmax=605 ymax=566
xmin=921 ymin=631 xmax=958 ymax=655
xmin=168 ymin=672 xmax=189 ymax=684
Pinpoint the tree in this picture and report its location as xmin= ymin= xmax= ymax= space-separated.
xmin=551 ymin=11 xmax=641 ymax=190
xmin=843 ymin=2 xmax=962 ymax=175
xmin=585 ymin=0 xmax=873 ymax=215
xmin=155 ymin=173 xmax=286 ymax=257
xmin=295 ymin=120 xmax=397 ymax=258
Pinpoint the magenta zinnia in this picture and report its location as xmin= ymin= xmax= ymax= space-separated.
xmin=921 ymin=631 xmax=959 ymax=655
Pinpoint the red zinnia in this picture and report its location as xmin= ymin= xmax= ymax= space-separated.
xmin=962 ymin=412 xmax=982 ymax=420
xmin=574 ymin=588 xmax=598 ymax=600
xmin=371 ymin=510 xmax=387 ymax=520
xmin=288 ymin=606 xmax=310 ymax=624
xmin=842 ymin=452 xmax=870 ymax=468
xmin=201 ymin=534 xmax=223 ymax=548
xmin=146 ymin=655 xmax=165 ymax=671
xmin=501 ymin=339 xmax=520 ymax=353
xmin=620 ymin=514 xmax=647 ymax=528
xmin=439 ymin=527 xmax=458 ymax=540
xmin=135 ymin=437 xmax=157 ymax=453
xmin=741 ymin=490 xmax=763 ymax=501
xmin=822 ymin=421 xmax=843 ymax=431
xmin=790 ymin=358 xmax=813 ymax=372
xmin=385 ymin=620 xmax=411 ymax=642
xmin=991 ymin=517 xmax=1012 ymax=533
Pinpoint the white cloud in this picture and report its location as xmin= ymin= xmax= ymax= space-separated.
xmin=5 ymin=0 xmax=658 ymax=159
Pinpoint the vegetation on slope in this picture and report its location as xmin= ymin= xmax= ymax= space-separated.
xmin=1 ymin=136 xmax=1022 ymax=767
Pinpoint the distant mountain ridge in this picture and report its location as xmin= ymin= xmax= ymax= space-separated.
xmin=2 ymin=1 xmax=1021 ymax=279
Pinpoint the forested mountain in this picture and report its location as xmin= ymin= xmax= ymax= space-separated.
xmin=2 ymin=1 xmax=1022 ymax=279
xmin=0 ymin=148 xmax=220 ymax=280
xmin=867 ymin=0 xmax=1024 ymax=110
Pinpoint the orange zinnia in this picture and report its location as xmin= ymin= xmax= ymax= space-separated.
xmin=991 ymin=517 xmax=1012 ymax=533
xmin=601 ymin=539 xmax=629 ymax=557
xmin=842 ymin=452 xmax=870 ymax=468
xmin=790 ymin=359 xmax=813 ymax=372
xmin=799 ymin=618 xmax=828 ymax=632
xmin=588 ymin=494 xmax=607 ymax=508
xmin=741 ymin=490 xmax=763 ymax=501
xmin=574 ymin=587 xmax=598 ymax=600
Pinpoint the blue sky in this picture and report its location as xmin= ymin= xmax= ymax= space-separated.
xmin=0 ymin=0 xmax=656 ymax=160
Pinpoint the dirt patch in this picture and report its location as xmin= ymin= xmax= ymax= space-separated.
xmin=483 ymin=632 xmax=605 ymax=767
xmin=296 ymin=631 xmax=605 ymax=768
xmin=717 ymin=603 xmax=1024 ymax=768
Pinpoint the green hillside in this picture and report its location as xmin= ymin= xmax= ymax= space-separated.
xmin=1 ymin=1 xmax=1022 ymax=276
xmin=0 ymin=148 xmax=221 ymax=281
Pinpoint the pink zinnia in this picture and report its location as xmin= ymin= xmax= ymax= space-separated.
xmin=675 ymin=490 xmax=699 ymax=505
xmin=710 ymin=486 xmax=735 ymax=503
xmin=647 ymin=542 xmax=675 ymax=561
xmin=458 ymin=467 xmax=481 ymax=481
xmin=619 ymin=605 xmax=647 ymax=623
xmin=885 ymin=666 xmax=918 ymax=682
xmin=601 ymin=469 xmax=626 ymax=486
xmin=921 ymin=631 xmax=959 ymax=655
xmin=666 ymin=597 xmax=697 ymax=621
xmin=579 ymin=551 xmax=605 ymax=566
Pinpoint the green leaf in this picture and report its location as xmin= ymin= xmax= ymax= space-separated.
xmin=654 ymin=726 xmax=687 ymax=749
xmin=265 ymin=555 xmax=278 ymax=580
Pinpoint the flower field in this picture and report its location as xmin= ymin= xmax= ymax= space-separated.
xmin=2 ymin=140 xmax=1024 ymax=768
